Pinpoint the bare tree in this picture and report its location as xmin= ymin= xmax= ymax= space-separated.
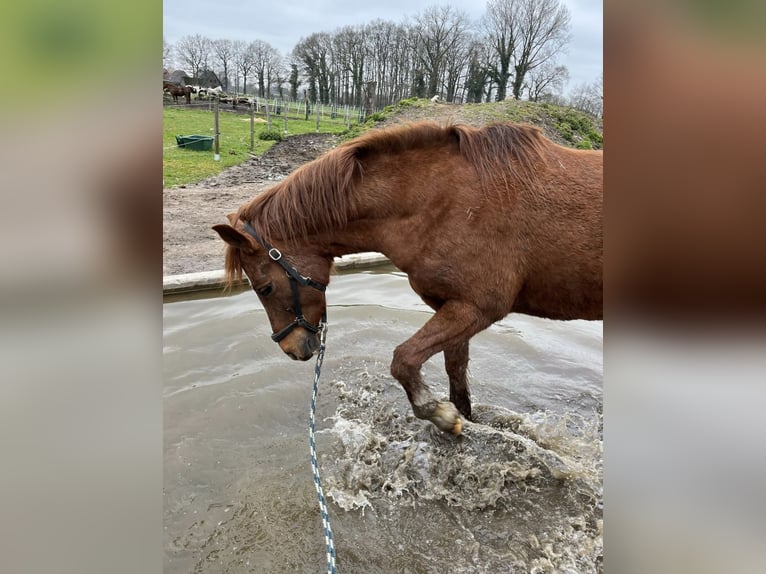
xmin=443 ymin=32 xmax=472 ymax=102
xmin=482 ymin=0 xmax=517 ymax=101
xmin=293 ymin=33 xmax=333 ymax=103
xmin=268 ymin=53 xmax=285 ymax=98
xmin=269 ymin=54 xmax=289 ymax=98
xmin=165 ymin=0 xmax=581 ymax=108
xmin=330 ymin=31 xmax=349 ymax=105
xmin=175 ymin=34 xmax=212 ymax=80
xmin=525 ymin=61 xmax=569 ymax=101
xmin=511 ymin=0 xmax=571 ymax=100
xmin=231 ymin=41 xmax=244 ymax=93
xmin=211 ymin=39 xmax=234 ymax=91
xmin=292 ymin=36 xmax=319 ymax=102
xmin=387 ymin=23 xmax=416 ymax=104
xmin=233 ymin=40 xmax=255 ymax=95
xmin=464 ymin=40 xmax=493 ymax=103
xmin=365 ymin=20 xmax=410 ymax=107
xmin=249 ymin=40 xmax=279 ymax=97
xmin=363 ymin=19 xmax=406 ymax=106
xmin=288 ymin=62 xmax=300 ymax=100
xmin=333 ymin=26 xmax=367 ymax=107
xmin=410 ymin=5 xmax=472 ymax=100
xmin=163 ymin=37 xmax=174 ymax=70
xmin=569 ymin=72 xmax=603 ymax=118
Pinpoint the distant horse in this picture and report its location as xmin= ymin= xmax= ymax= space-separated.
xmin=198 ymin=86 xmax=223 ymax=100
xmin=163 ymin=81 xmax=192 ymax=104
xmin=213 ymin=121 xmax=603 ymax=435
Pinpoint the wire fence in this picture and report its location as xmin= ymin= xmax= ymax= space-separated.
xmin=163 ymin=92 xmax=378 ymax=132
xmin=162 ymin=93 xmax=372 ymax=185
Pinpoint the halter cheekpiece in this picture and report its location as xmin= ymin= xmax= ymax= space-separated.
xmin=241 ymin=221 xmax=327 ymax=342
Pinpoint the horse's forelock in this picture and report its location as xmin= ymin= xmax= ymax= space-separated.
xmin=223 ymin=243 xmax=244 ymax=292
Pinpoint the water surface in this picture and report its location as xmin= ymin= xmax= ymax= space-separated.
xmin=164 ymin=268 xmax=603 ymax=573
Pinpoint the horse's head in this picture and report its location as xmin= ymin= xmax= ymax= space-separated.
xmin=213 ymin=215 xmax=331 ymax=361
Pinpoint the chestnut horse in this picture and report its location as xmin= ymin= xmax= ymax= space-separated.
xmin=163 ymin=81 xmax=192 ymax=104
xmin=213 ymin=121 xmax=602 ymax=435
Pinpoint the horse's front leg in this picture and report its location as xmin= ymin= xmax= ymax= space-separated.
xmin=445 ymin=340 xmax=471 ymax=421
xmin=391 ymin=301 xmax=488 ymax=434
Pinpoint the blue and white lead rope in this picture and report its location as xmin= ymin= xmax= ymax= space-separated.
xmin=309 ymin=320 xmax=337 ymax=574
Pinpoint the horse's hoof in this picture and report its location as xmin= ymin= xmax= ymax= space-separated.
xmin=431 ymin=401 xmax=462 ymax=435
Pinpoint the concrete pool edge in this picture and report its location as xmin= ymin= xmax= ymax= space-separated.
xmin=163 ymin=252 xmax=390 ymax=295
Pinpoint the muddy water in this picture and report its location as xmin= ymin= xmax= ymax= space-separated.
xmin=164 ymin=267 xmax=603 ymax=573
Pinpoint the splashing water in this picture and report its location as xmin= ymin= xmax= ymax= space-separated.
xmin=316 ymin=359 xmax=603 ymax=573
xmin=164 ymin=274 xmax=603 ymax=573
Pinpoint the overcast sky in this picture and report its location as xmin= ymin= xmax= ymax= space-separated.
xmin=163 ymin=0 xmax=602 ymax=96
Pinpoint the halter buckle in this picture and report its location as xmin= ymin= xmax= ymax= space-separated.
xmin=268 ymin=247 xmax=282 ymax=261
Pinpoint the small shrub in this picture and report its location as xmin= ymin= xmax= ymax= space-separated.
xmin=556 ymin=122 xmax=575 ymax=143
xmin=258 ymin=129 xmax=283 ymax=141
xmin=588 ymin=130 xmax=603 ymax=148
xmin=366 ymin=112 xmax=386 ymax=123
xmin=340 ymin=124 xmax=367 ymax=140
xmin=576 ymin=138 xmax=593 ymax=150
xmin=396 ymin=97 xmax=420 ymax=108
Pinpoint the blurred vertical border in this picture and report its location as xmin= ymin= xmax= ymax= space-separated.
xmin=605 ymin=1 xmax=766 ymax=573
xmin=0 ymin=1 xmax=162 ymax=573
xmin=3 ymin=1 xmax=766 ymax=573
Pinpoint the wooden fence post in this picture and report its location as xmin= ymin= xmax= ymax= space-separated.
xmin=213 ymin=96 xmax=220 ymax=161
xmin=250 ymin=99 xmax=255 ymax=151
xmin=282 ymin=98 xmax=288 ymax=134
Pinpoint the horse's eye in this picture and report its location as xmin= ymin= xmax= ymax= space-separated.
xmin=256 ymin=282 xmax=274 ymax=297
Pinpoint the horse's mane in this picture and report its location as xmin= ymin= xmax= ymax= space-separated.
xmin=236 ymin=121 xmax=548 ymax=245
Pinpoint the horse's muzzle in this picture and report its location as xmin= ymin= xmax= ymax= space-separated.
xmin=281 ymin=331 xmax=320 ymax=361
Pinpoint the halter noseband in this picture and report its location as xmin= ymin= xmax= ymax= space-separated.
xmin=241 ymin=221 xmax=327 ymax=343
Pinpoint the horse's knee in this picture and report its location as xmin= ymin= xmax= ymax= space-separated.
xmin=390 ymin=345 xmax=419 ymax=383
xmin=390 ymin=346 xmax=404 ymax=380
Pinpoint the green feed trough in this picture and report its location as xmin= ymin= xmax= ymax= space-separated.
xmin=176 ymin=135 xmax=214 ymax=151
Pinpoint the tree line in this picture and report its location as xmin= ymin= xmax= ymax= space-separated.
xmin=164 ymin=0 xmax=602 ymax=117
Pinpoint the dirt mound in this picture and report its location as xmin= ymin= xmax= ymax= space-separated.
xmin=189 ymin=133 xmax=341 ymax=189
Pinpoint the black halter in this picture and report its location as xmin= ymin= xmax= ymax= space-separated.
xmin=242 ymin=221 xmax=327 ymax=343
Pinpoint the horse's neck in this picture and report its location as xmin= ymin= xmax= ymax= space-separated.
xmin=306 ymin=216 xmax=421 ymax=275
xmin=312 ymin=224 xmax=384 ymax=258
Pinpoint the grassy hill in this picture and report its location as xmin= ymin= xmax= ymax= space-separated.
xmin=348 ymin=98 xmax=603 ymax=150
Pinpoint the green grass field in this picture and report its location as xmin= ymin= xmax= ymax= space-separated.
xmin=163 ymin=106 xmax=352 ymax=188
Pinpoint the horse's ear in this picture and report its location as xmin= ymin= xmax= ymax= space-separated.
xmin=226 ymin=212 xmax=238 ymax=226
xmin=212 ymin=224 xmax=253 ymax=251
